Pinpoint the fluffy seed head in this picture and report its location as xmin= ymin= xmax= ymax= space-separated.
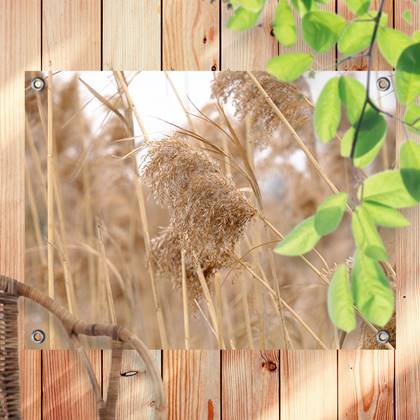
xmin=142 ymin=136 xmax=256 ymax=295
xmin=211 ymin=71 xmax=311 ymax=145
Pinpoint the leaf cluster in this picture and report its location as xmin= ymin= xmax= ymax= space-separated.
xmin=228 ymin=0 xmax=420 ymax=334
xmin=275 ymin=141 xmax=420 ymax=331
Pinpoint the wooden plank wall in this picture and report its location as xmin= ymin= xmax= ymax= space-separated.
xmin=0 ymin=0 xmax=417 ymax=418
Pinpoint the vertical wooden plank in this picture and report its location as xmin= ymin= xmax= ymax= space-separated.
xmin=21 ymin=350 xmax=41 ymax=419
xmin=163 ymin=0 xmax=220 ymax=70
xmin=337 ymin=0 xmax=393 ymax=70
xmin=42 ymin=0 xmax=101 ymax=70
xmin=221 ymin=0 xmax=277 ymax=70
xmin=279 ymin=1 xmax=336 ymax=70
xmin=0 ymin=0 xmax=40 ymax=283
xmin=102 ymin=0 xmax=161 ymax=70
xmin=0 ymin=1 xmax=41 ymax=416
xmin=42 ymin=350 xmax=101 ymax=419
xmin=40 ymin=0 xmax=104 ymax=414
xmin=338 ymin=350 xmax=394 ymax=419
xmin=280 ymin=350 xmax=337 ymax=420
xmin=222 ymin=350 xmax=279 ymax=419
xmin=395 ymin=3 xmax=420 ymax=416
xmin=164 ymin=350 xmax=220 ymax=419
xmin=102 ymin=350 xmax=161 ymax=419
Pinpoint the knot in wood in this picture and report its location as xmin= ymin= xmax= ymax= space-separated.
xmin=262 ymin=360 xmax=277 ymax=371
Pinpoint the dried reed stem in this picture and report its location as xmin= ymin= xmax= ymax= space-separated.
xmin=240 ymin=262 xmax=329 ymax=349
xmin=240 ymin=281 xmax=254 ymax=349
xmin=115 ymin=71 xmax=168 ymax=348
xmin=115 ymin=71 xmax=149 ymax=141
xmin=25 ymin=169 xmax=46 ymax=266
xmin=265 ymin=225 xmax=293 ymax=348
xmin=181 ymin=249 xmax=190 ymax=349
xmin=25 ymin=116 xmax=47 ymax=203
xmin=47 ymin=68 xmax=55 ymax=346
xmin=213 ymin=272 xmax=226 ymax=348
xmin=244 ymin=119 xmax=266 ymax=348
xmin=196 ymin=262 xmax=225 ymax=348
xmin=82 ymin=165 xmax=97 ymax=320
xmin=96 ymin=221 xmax=117 ymax=324
xmin=195 ymin=299 xmax=218 ymax=340
xmin=234 ymin=256 xmax=276 ymax=296
xmin=164 ymin=71 xmax=196 ymax=132
xmin=246 ymin=71 xmax=340 ymax=196
xmin=53 ymin=166 xmax=78 ymax=316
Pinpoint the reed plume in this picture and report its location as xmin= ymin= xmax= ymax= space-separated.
xmin=141 ymin=136 xmax=256 ymax=297
xmin=211 ymin=71 xmax=312 ymax=147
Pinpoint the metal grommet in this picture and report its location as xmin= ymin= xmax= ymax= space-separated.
xmin=376 ymin=76 xmax=391 ymax=92
xmin=120 ymin=370 xmax=138 ymax=377
xmin=375 ymin=329 xmax=390 ymax=345
xmin=31 ymin=77 xmax=45 ymax=91
xmin=31 ymin=329 xmax=46 ymax=344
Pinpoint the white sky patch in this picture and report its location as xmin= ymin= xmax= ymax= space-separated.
xmin=53 ymin=70 xmax=395 ymax=172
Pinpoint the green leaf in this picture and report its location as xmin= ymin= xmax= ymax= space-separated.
xmin=413 ymin=31 xmax=420 ymax=43
xmin=314 ymin=77 xmax=341 ymax=142
xmin=339 ymin=76 xmax=365 ymax=125
xmin=340 ymin=127 xmax=354 ymax=157
xmin=237 ymin=0 xmax=266 ymax=12
xmin=274 ymin=216 xmax=320 ymax=256
xmin=291 ymin=0 xmax=313 ymax=16
xmin=344 ymin=0 xmax=371 ymax=15
xmin=377 ymin=27 xmax=413 ymax=68
xmin=403 ymin=9 xmax=412 ymax=25
xmin=273 ymin=0 xmax=297 ymax=46
xmin=227 ymin=7 xmax=261 ymax=31
xmin=327 ymin=265 xmax=356 ymax=332
xmin=404 ymin=102 xmax=420 ymax=133
xmin=396 ymin=43 xmax=420 ymax=104
xmin=352 ymin=206 xmax=388 ymax=261
xmin=400 ymin=140 xmax=420 ymax=201
xmin=353 ymin=107 xmax=387 ymax=168
xmin=360 ymin=169 xmax=418 ymax=208
xmin=302 ymin=11 xmax=346 ymax=52
xmin=338 ymin=77 xmax=387 ymax=167
xmin=315 ymin=192 xmax=348 ymax=236
xmin=363 ymin=201 xmax=410 ymax=227
xmin=351 ymin=252 xmax=394 ymax=327
xmin=338 ymin=20 xmax=374 ymax=56
xmin=267 ymin=53 xmax=313 ymax=82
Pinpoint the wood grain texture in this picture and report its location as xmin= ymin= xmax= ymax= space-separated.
xmin=164 ymin=350 xmax=220 ymax=420
xmin=337 ymin=0 xmax=393 ymax=70
xmin=395 ymin=4 xmax=420 ymax=417
xmin=280 ymin=350 xmax=337 ymax=420
xmin=42 ymin=350 xmax=101 ymax=419
xmin=222 ymin=350 xmax=279 ymax=420
xmin=5 ymin=1 xmax=419 ymax=417
xmin=103 ymin=0 xmax=161 ymax=70
xmin=42 ymin=0 xmax=101 ymax=70
xmin=221 ymin=0 xmax=278 ymax=70
xmin=338 ymin=350 xmax=394 ymax=419
xmin=102 ymin=350 xmax=161 ymax=419
xmin=163 ymin=0 xmax=219 ymax=70
xmin=0 ymin=0 xmax=40 ymax=279
xmin=20 ymin=350 xmax=41 ymax=419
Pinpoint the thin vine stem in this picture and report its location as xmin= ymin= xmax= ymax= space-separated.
xmin=350 ymin=0 xmax=387 ymax=158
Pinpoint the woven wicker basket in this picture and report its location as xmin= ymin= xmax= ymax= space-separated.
xmin=0 ymin=275 xmax=165 ymax=419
